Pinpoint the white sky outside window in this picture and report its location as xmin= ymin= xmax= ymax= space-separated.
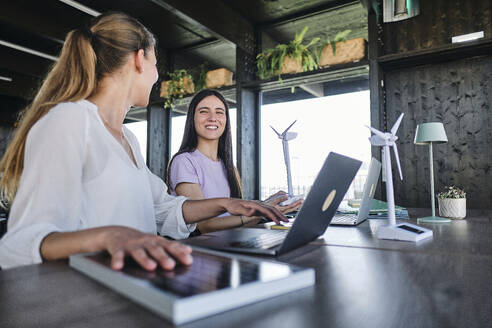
xmin=260 ymin=90 xmax=371 ymax=200
xmin=125 ymin=90 xmax=371 ymax=201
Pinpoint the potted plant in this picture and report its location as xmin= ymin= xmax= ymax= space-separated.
xmin=206 ymin=68 xmax=234 ymax=89
xmin=437 ymin=186 xmax=466 ymax=219
xmin=317 ymin=30 xmax=366 ymax=68
xmin=256 ymin=26 xmax=319 ymax=81
xmin=160 ymin=69 xmax=195 ymax=108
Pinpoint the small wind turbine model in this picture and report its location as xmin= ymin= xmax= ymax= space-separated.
xmin=271 ymin=120 xmax=302 ymax=206
xmin=367 ymin=113 xmax=433 ymax=242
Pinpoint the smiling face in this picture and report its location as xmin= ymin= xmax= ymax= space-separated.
xmin=194 ymin=95 xmax=227 ymax=142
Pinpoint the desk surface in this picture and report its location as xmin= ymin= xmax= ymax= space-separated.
xmin=1 ymin=209 xmax=492 ymax=328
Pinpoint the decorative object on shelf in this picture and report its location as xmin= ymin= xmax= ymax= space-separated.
xmin=256 ymin=26 xmax=319 ymax=81
xmin=414 ymin=122 xmax=450 ymax=223
xmin=206 ymin=68 xmax=234 ymax=89
xmin=318 ymin=30 xmax=366 ymax=68
xmin=383 ymin=0 xmax=420 ymax=22
xmin=438 ymin=186 xmax=466 ymax=219
xmin=160 ymin=69 xmax=195 ymax=108
xmin=367 ymin=114 xmax=433 ymax=242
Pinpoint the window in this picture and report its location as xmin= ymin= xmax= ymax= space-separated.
xmin=260 ymin=90 xmax=371 ymax=200
xmin=124 ymin=121 xmax=147 ymax=163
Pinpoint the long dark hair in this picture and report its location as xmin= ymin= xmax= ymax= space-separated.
xmin=167 ymin=89 xmax=242 ymax=198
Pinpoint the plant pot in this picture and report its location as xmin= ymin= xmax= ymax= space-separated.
xmin=281 ymin=55 xmax=303 ymax=75
xmin=438 ymin=198 xmax=466 ymax=219
xmin=319 ymin=38 xmax=366 ymax=68
xmin=206 ymin=68 xmax=234 ymax=89
xmin=160 ymin=77 xmax=195 ymax=98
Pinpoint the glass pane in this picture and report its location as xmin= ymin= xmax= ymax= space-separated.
xmin=261 ymin=90 xmax=371 ymax=200
xmin=124 ymin=121 xmax=147 ymax=164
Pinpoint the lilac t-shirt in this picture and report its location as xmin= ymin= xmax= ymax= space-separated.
xmin=169 ymin=150 xmax=231 ymax=200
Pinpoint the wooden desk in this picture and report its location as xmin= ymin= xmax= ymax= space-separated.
xmin=1 ymin=210 xmax=492 ymax=327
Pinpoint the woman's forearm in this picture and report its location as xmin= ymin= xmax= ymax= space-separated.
xmin=40 ymin=227 xmax=111 ymax=261
xmin=197 ymin=215 xmax=261 ymax=234
xmin=181 ymin=198 xmax=230 ymax=223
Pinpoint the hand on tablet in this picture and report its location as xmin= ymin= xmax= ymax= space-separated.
xmin=104 ymin=227 xmax=193 ymax=271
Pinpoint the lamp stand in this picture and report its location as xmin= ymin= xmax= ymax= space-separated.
xmin=418 ymin=142 xmax=451 ymax=223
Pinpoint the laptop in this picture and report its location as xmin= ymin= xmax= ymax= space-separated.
xmin=331 ymin=157 xmax=381 ymax=226
xmin=185 ymin=152 xmax=362 ymax=256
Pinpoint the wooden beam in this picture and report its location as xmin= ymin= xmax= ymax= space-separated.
xmin=368 ymin=5 xmax=385 ymax=201
xmin=146 ymin=0 xmax=255 ymax=55
xmin=0 ymin=1 xmax=87 ymax=43
xmin=236 ymin=45 xmax=261 ymax=200
xmin=0 ymin=46 xmax=52 ymax=79
xmin=0 ymin=71 xmax=40 ymax=100
xmin=259 ymin=0 xmax=360 ymax=28
xmin=146 ymin=102 xmax=171 ymax=180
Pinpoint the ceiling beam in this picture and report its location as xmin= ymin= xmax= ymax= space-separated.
xmin=0 ymin=46 xmax=52 ymax=79
xmin=0 ymin=72 xmax=40 ymax=100
xmin=146 ymin=0 xmax=255 ymax=55
xmin=0 ymin=2 xmax=89 ymax=43
xmin=260 ymin=0 xmax=359 ymax=29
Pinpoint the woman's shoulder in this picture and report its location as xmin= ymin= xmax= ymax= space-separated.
xmin=28 ymin=100 xmax=94 ymax=144
xmin=37 ymin=100 xmax=94 ymax=128
xmin=171 ymin=151 xmax=198 ymax=168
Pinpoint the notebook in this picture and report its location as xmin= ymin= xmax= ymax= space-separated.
xmin=185 ymin=152 xmax=362 ymax=255
xmin=70 ymin=248 xmax=314 ymax=325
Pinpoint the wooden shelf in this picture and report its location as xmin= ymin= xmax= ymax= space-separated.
xmin=243 ymin=59 xmax=369 ymax=92
xmin=137 ymin=60 xmax=370 ymax=119
xmin=378 ymin=38 xmax=492 ymax=70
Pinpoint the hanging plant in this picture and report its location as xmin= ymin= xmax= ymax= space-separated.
xmin=193 ymin=64 xmax=208 ymax=92
xmin=256 ymin=26 xmax=319 ymax=81
xmin=317 ymin=29 xmax=351 ymax=57
xmin=160 ymin=69 xmax=194 ymax=109
xmin=317 ymin=30 xmax=367 ymax=68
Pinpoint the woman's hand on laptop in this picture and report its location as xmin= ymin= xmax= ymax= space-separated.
xmin=264 ymin=191 xmax=303 ymax=214
xmin=224 ymin=199 xmax=289 ymax=224
xmin=104 ymin=226 xmax=193 ymax=271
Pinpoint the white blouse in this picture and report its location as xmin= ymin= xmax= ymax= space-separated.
xmin=0 ymin=100 xmax=195 ymax=269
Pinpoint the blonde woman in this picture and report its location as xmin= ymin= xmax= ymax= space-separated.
xmin=0 ymin=12 xmax=286 ymax=271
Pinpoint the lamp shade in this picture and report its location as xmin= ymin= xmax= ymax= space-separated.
xmin=414 ymin=122 xmax=448 ymax=145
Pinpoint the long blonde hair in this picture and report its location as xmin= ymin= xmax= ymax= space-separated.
xmin=0 ymin=12 xmax=155 ymax=205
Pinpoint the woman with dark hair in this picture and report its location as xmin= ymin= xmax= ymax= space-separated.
xmin=168 ymin=89 xmax=301 ymax=234
xmin=0 ymin=13 xmax=286 ymax=270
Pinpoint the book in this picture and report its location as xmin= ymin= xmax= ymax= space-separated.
xmin=70 ymin=248 xmax=314 ymax=324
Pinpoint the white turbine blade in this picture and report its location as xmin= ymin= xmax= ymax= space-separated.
xmin=390 ymin=113 xmax=405 ymax=135
xmin=393 ymin=144 xmax=403 ymax=180
xmin=270 ymin=125 xmax=281 ymax=137
xmin=366 ymin=125 xmax=387 ymax=140
xmin=282 ymin=120 xmax=297 ymax=136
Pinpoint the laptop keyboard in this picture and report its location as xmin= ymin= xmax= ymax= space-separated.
xmin=228 ymin=230 xmax=288 ymax=249
xmin=331 ymin=214 xmax=358 ymax=225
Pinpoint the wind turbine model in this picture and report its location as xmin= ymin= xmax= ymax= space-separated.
xmin=271 ymin=120 xmax=302 ymax=206
xmin=367 ymin=113 xmax=433 ymax=242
